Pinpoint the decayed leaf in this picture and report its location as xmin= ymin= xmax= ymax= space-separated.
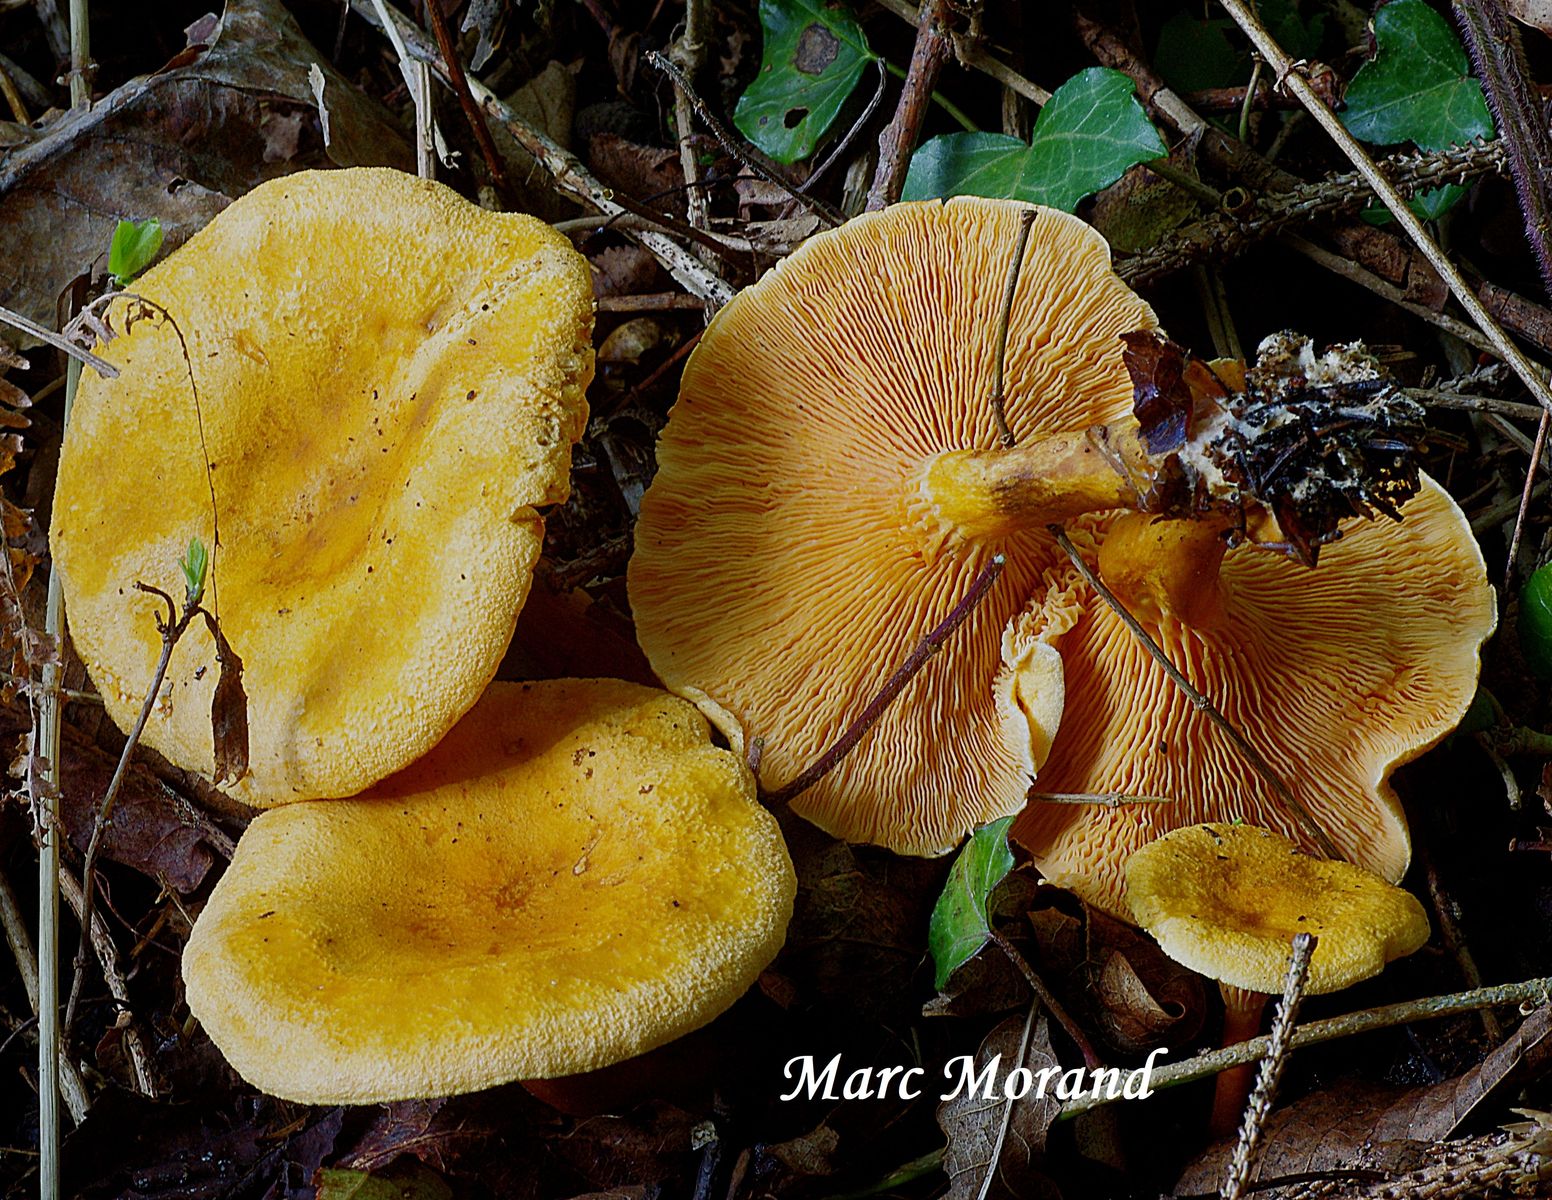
xmin=0 ymin=0 xmax=410 ymax=337
xmin=937 ymin=1008 xmax=1062 ymax=1200
xmin=902 ymin=68 xmax=1166 ymax=210
xmin=203 ymin=612 xmax=249 ymax=786
xmin=314 ymin=1164 xmax=454 ymax=1200
xmin=734 ymin=0 xmax=878 ymax=164
xmin=1504 ymin=0 xmax=1552 ymax=34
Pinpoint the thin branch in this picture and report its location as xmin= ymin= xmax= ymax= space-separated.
xmin=1059 ymin=974 xmax=1552 ymax=1119
xmin=867 ymin=0 xmax=954 ymax=210
xmin=348 ymin=0 xmax=733 ymax=305
xmin=0 ymin=304 xmax=117 ymax=377
xmin=873 ymin=0 xmax=1052 ymax=105
xmin=990 ymin=208 xmax=1036 ymax=447
xmin=1508 ymin=411 xmax=1549 ymax=590
xmin=1410 ymin=388 xmax=1544 ymax=421
xmin=1030 ymin=790 xmax=1172 ymax=806
xmin=63 ymin=583 xmax=195 ymax=1036
xmin=1216 ymin=0 xmax=1552 ymax=420
xmin=0 ymin=870 xmax=88 ymax=1123
xmin=645 ymin=51 xmax=843 ymax=228
xmin=1222 ymin=933 xmax=1315 ymax=1200
xmin=421 ymin=0 xmax=512 ymax=204
xmin=764 ymin=555 xmax=1005 ymax=807
xmin=667 ymin=0 xmax=712 ymax=240
xmin=989 ymin=928 xmax=1102 ymax=1070
xmin=1047 ymin=525 xmax=1341 ymax=861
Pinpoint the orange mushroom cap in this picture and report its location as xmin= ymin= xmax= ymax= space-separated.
xmin=1015 ymin=474 xmax=1494 ymax=915
xmin=182 ymin=678 xmax=795 ymax=1104
xmin=630 ymin=198 xmax=1158 ymax=854
xmin=53 ymin=168 xmax=595 ymax=804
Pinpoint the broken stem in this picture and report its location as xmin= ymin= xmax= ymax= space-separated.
xmin=990 ymin=208 xmax=1036 ymax=448
xmin=0 ymin=303 xmax=116 ymax=377
xmin=1047 ymin=525 xmax=1342 ymax=862
xmin=1058 ymin=974 xmax=1552 ymax=1119
xmin=764 ymin=555 xmax=1005 ymax=807
xmin=867 ymin=0 xmax=954 ymax=210
xmin=1030 ymin=790 xmax=1171 ymax=806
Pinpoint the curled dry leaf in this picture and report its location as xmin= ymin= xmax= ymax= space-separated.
xmin=937 ymin=1007 xmax=1062 ymax=1200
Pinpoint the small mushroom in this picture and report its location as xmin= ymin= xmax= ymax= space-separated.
xmin=181 ymin=678 xmax=796 ymax=1104
xmin=1126 ymin=822 xmax=1429 ymax=1133
xmin=53 ymin=168 xmax=596 ymax=804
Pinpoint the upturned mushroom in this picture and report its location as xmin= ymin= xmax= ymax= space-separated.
xmin=181 ymin=678 xmax=796 ymax=1104
xmin=630 ymin=197 xmax=1493 ymax=879
xmin=1126 ymin=822 xmax=1430 ymax=1133
xmin=53 ymin=167 xmax=595 ymax=804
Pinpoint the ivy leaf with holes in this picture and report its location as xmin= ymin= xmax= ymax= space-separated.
xmin=1341 ymin=0 xmax=1494 ymax=221
xmin=902 ymin=68 xmax=1166 ymax=211
xmin=928 ymin=817 xmax=1016 ymax=990
xmin=734 ymin=0 xmax=878 ymax=165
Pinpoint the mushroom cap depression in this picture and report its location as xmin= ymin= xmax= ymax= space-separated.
xmin=1126 ymin=823 xmax=1430 ymax=995
xmin=181 ymin=678 xmax=796 ymax=1104
xmin=630 ymin=198 xmax=1158 ymax=855
xmin=53 ymin=167 xmax=595 ymax=804
xmin=1014 ymin=475 xmax=1494 ymax=916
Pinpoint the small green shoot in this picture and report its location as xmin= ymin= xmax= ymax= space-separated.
xmin=901 ymin=68 xmax=1166 ymax=210
xmin=928 ymin=816 xmax=1015 ymax=991
xmin=181 ymin=536 xmax=208 ymax=610
xmin=108 ymin=218 xmax=165 ymax=288
xmin=734 ymin=0 xmax=878 ymax=164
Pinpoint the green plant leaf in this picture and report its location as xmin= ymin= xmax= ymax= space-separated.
xmin=1341 ymin=0 xmax=1493 ymax=150
xmin=1520 ymin=563 xmax=1552 ymax=679
xmin=181 ymin=536 xmax=208 ymax=609
xmin=108 ymin=217 xmax=164 ymax=287
xmin=734 ymin=0 xmax=877 ymax=164
xmin=928 ymin=816 xmax=1015 ymax=991
xmin=315 ymin=1164 xmax=453 ymax=1200
xmin=902 ymin=68 xmax=1166 ymax=210
xmin=1262 ymin=0 xmax=1325 ymax=61
xmin=1155 ymin=11 xmax=1246 ymax=93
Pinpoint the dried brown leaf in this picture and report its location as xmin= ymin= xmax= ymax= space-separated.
xmin=937 ymin=1008 xmax=1062 ymax=1200
xmin=0 ymin=0 xmax=410 ymax=339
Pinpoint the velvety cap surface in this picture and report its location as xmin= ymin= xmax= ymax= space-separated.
xmin=54 ymin=167 xmax=595 ymax=804
xmin=1126 ymin=822 xmax=1430 ymax=994
xmin=182 ymin=678 xmax=796 ymax=1104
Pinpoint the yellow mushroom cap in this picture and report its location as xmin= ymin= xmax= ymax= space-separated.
xmin=1014 ymin=475 xmax=1494 ymax=915
xmin=181 ymin=678 xmax=796 ymax=1104
xmin=53 ymin=168 xmax=595 ymax=804
xmin=629 ymin=198 xmax=1157 ymax=855
xmin=1126 ymin=823 xmax=1430 ymax=995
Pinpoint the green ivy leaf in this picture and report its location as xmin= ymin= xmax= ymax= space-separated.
xmin=1341 ymin=0 xmax=1493 ymax=150
xmin=1155 ymin=11 xmax=1246 ymax=93
xmin=108 ymin=217 xmax=164 ymax=287
xmin=1520 ymin=563 xmax=1552 ymax=679
xmin=181 ymin=536 xmax=208 ymax=610
xmin=928 ymin=816 xmax=1015 ymax=991
xmin=734 ymin=0 xmax=877 ymax=165
xmin=1262 ymin=0 xmax=1325 ymax=61
xmin=902 ymin=68 xmax=1166 ymax=211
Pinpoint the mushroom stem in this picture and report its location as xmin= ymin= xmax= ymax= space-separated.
xmin=923 ymin=425 xmax=1146 ymax=544
xmin=1211 ymin=984 xmax=1269 ymax=1139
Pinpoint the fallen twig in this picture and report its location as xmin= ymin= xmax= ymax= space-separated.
xmin=1217 ymin=0 xmax=1552 ymax=420
xmin=867 ymin=0 xmax=955 ymax=210
xmin=348 ymin=0 xmax=734 ymax=306
xmin=420 ymin=0 xmax=511 ymax=204
xmin=989 ymin=928 xmax=1102 ymax=1070
xmin=1222 ymin=933 xmax=1315 ymax=1200
xmin=764 ymin=555 xmax=1005 ymax=807
xmin=1059 ymin=975 xmax=1552 ymax=1118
